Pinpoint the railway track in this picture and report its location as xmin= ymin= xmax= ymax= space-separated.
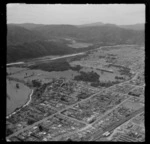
xmin=92 ymin=107 xmax=144 ymax=141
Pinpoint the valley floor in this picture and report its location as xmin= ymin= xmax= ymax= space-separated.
xmin=6 ymin=45 xmax=145 ymax=142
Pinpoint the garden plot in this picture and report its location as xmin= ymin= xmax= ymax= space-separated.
xmin=69 ymin=46 xmax=140 ymax=84
xmin=101 ymin=46 xmax=145 ymax=68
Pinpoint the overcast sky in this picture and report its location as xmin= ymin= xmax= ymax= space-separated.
xmin=7 ymin=4 xmax=145 ymax=25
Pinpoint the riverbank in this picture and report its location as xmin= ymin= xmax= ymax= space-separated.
xmin=6 ymin=89 xmax=33 ymax=119
xmin=6 ymin=44 xmax=137 ymax=67
xmin=7 ymin=62 xmax=24 ymax=66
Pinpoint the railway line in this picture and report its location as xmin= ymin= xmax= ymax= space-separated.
xmin=93 ymin=107 xmax=144 ymax=141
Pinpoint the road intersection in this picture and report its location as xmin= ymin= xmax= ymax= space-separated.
xmin=7 ymin=71 xmax=143 ymax=140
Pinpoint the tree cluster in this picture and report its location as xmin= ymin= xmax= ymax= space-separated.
xmin=30 ymin=60 xmax=71 ymax=72
xmin=74 ymin=71 xmax=100 ymax=83
xmin=91 ymin=80 xmax=119 ymax=88
xmin=31 ymin=80 xmax=41 ymax=88
xmin=119 ymin=67 xmax=131 ymax=76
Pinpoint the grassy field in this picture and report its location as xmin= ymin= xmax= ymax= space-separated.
xmin=7 ymin=66 xmax=80 ymax=85
xmin=7 ymin=45 xmax=143 ymax=88
xmin=7 ymin=67 xmax=28 ymax=75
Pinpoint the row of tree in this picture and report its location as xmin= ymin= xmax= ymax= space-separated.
xmin=91 ymin=80 xmax=119 ymax=88
xmin=30 ymin=59 xmax=83 ymax=72
xmin=74 ymin=71 xmax=100 ymax=83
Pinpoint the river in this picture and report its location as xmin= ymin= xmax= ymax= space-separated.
xmin=6 ymin=79 xmax=32 ymax=116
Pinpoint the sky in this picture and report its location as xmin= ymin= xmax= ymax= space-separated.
xmin=7 ymin=4 xmax=145 ymax=25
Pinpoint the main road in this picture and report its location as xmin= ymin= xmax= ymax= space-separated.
xmin=6 ymin=71 xmax=140 ymax=140
xmin=52 ymin=80 xmax=144 ymax=141
xmin=6 ymin=44 xmax=137 ymax=66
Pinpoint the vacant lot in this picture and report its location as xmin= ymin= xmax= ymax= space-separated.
xmin=122 ymin=100 xmax=144 ymax=111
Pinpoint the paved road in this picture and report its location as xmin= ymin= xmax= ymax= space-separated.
xmin=58 ymin=113 xmax=87 ymax=126
xmin=52 ymin=81 xmax=144 ymax=140
xmin=6 ymin=85 xmax=104 ymax=139
xmin=6 ymin=52 xmax=85 ymax=66
xmin=6 ymin=69 xmax=141 ymax=140
xmin=7 ymin=62 xmax=24 ymax=66
xmin=6 ymin=44 xmax=136 ymax=66
xmin=50 ymin=76 xmax=143 ymax=141
xmin=53 ymin=100 xmax=144 ymax=141
xmin=7 ymin=52 xmax=85 ymax=67
xmin=52 ymin=95 xmax=132 ymax=141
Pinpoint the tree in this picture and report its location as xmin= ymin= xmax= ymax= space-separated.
xmin=71 ymin=65 xmax=82 ymax=71
xmin=16 ymin=83 xmax=19 ymax=89
xmin=27 ymin=119 xmax=35 ymax=125
xmin=39 ymin=125 xmax=44 ymax=131
xmin=67 ymin=138 xmax=73 ymax=141
xmin=74 ymin=71 xmax=100 ymax=83
xmin=32 ymin=80 xmax=41 ymax=87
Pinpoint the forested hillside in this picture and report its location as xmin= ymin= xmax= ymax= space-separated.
xmin=7 ymin=23 xmax=144 ymax=63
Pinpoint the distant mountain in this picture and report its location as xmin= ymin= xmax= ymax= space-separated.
xmin=7 ymin=25 xmax=45 ymax=45
xmin=32 ymin=24 xmax=79 ymax=39
xmin=9 ymin=23 xmax=46 ymax=30
xmin=77 ymin=22 xmax=104 ymax=27
xmin=7 ymin=23 xmax=144 ymax=63
xmin=78 ymin=22 xmax=144 ymax=31
xmin=7 ymin=23 xmax=144 ymax=44
xmin=119 ymin=23 xmax=144 ymax=31
xmin=31 ymin=24 xmax=144 ymax=44
xmin=7 ymin=40 xmax=76 ymax=63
